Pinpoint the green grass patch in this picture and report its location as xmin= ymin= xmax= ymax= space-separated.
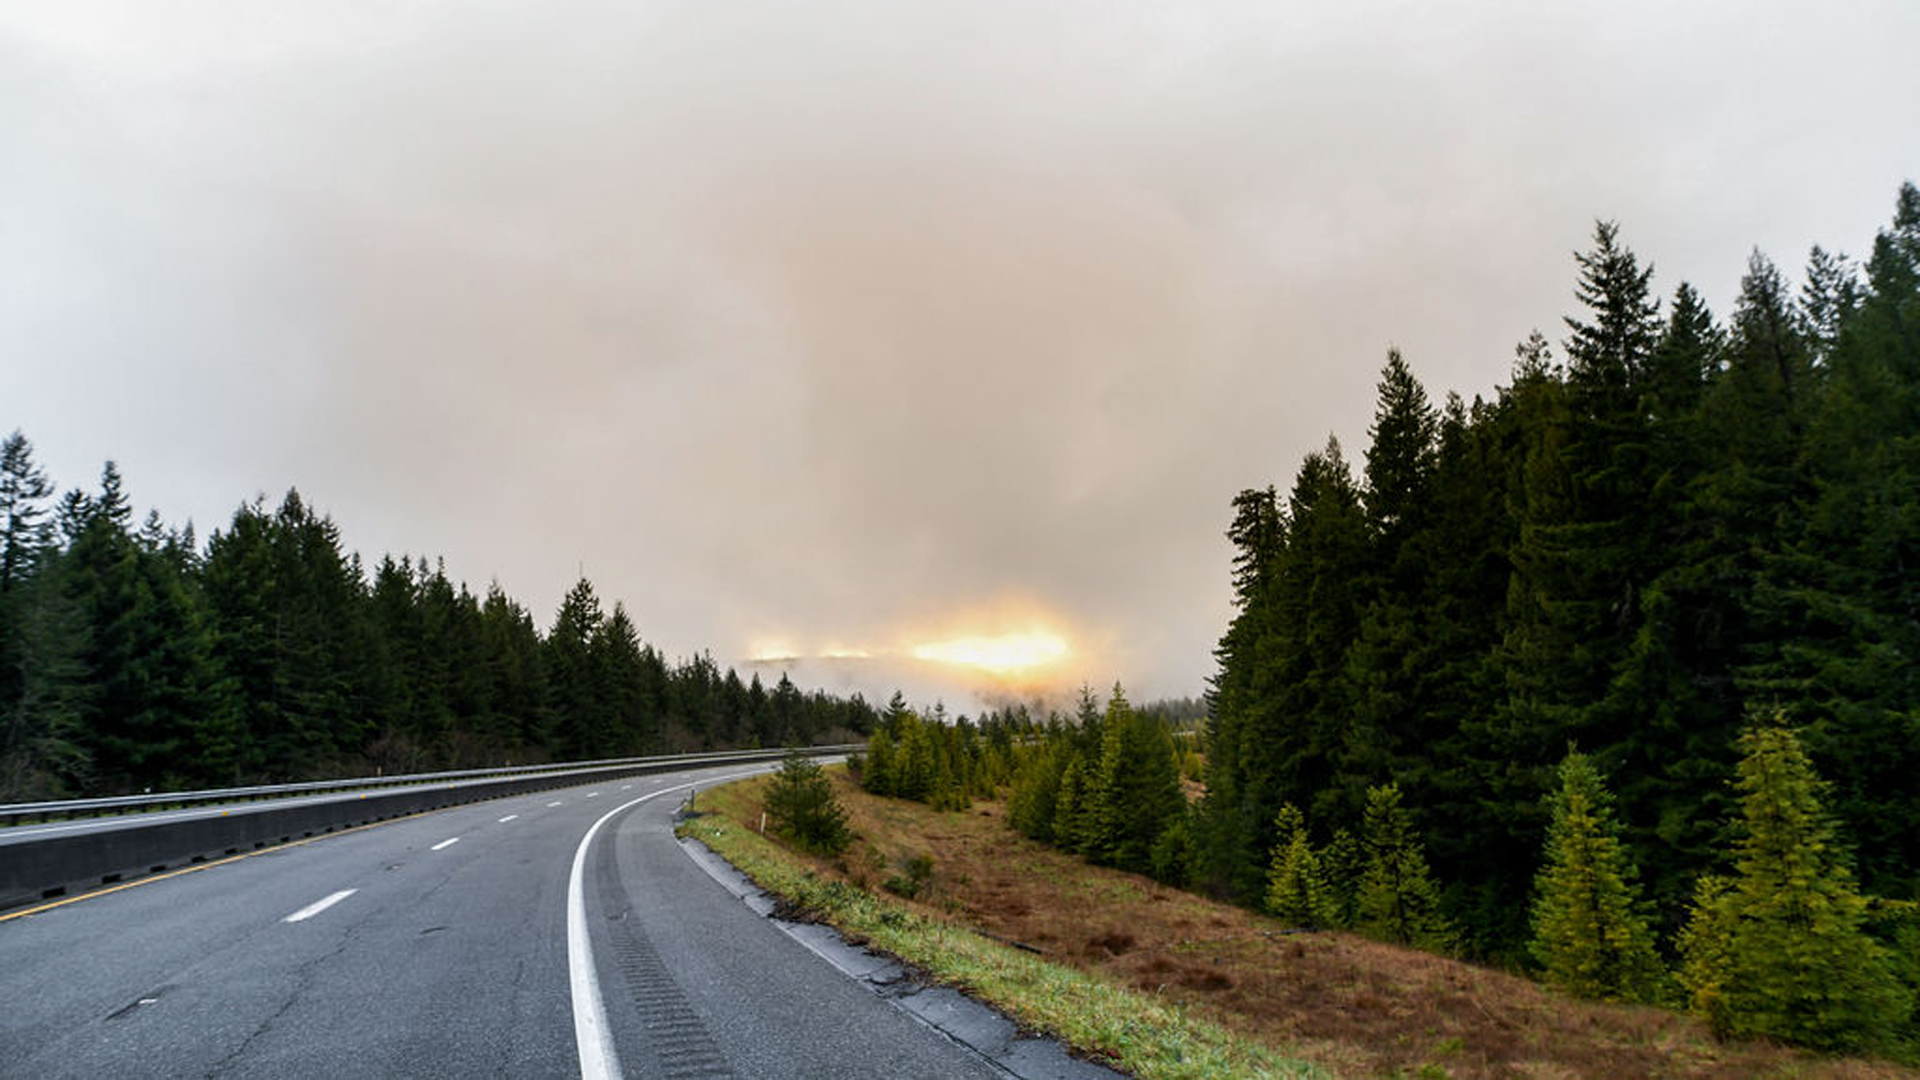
xmin=679 ymin=778 xmax=1326 ymax=1080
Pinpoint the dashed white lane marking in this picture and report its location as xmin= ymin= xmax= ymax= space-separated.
xmin=585 ymin=792 xmax=600 ymax=798
xmin=431 ymin=837 xmax=460 ymax=851
xmin=620 ymin=784 xmax=632 ymax=790
xmin=568 ymin=769 xmax=771 ymax=1080
xmin=548 ymin=801 xmax=564 ymax=808
xmin=499 ymin=814 xmax=519 ymax=823
xmin=284 ymin=889 xmax=357 ymax=923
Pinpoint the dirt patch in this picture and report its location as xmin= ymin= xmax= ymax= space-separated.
xmin=722 ymin=771 xmax=1915 ymax=1079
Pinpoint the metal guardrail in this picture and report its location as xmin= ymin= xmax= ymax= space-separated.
xmin=0 ymin=745 xmax=866 ymax=826
xmin=0 ymin=743 xmax=862 ymax=912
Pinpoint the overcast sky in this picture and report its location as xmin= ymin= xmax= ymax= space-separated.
xmin=5 ymin=1 xmax=1917 ymax=709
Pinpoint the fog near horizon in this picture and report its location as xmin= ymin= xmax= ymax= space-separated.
xmin=6 ymin=1 xmax=1917 ymax=709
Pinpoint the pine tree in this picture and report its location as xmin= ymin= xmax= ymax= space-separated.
xmin=0 ymin=431 xmax=59 ymax=787
xmin=1528 ymin=751 xmax=1665 ymax=1002
xmin=1196 ymin=486 xmax=1282 ymax=898
xmin=1672 ymin=874 xmax=1736 ymax=1035
xmin=545 ymin=576 xmax=605 ymax=760
xmin=762 ymin=750 xmax=850 ymax=856
xmin=1362 ymin=348 xmax=1440 ymax=542
xmin=861 ymin=727 xmax=897 ymax=796
xmin=2 ymin=566 xmax=96 ymax=798
xmin=1798 ymin=245 xmax=1862 ymax=362
xmin=892 ymin=708 xmax=936 ymax=802
xmin=1758 ymin=184 xmax=1920 ymax=901
xmin=1676 ymin=722 xmax=1910 ymax=1053
xmin=589 ymin=603 xmax=648 ymax=754
xmin=477 ymin=583 xmax=549 ymax=759
xmin=1344 ymin=351 xmax=1450 ymax=846
xmin=1053 ymin=756 xmax=1088 ymax=854
xmin=55 ymin=465 xmax=237 ymax=790
xmin=1354 ymin=783 xmax=1455 ymax=950
xmin=1599 ymin=283 xmax=1743 ymax=917
xmin=1462 ymin=333 xmax=1579 ymax=948
xmin=1321 ymin=826 xmax=1365 ymax=929
xmin=1078 ymin=689 xmax=1128 ymax=862
xmin=1266 ymin=803 xmax=1336 ymax=929
xmin=0 ymin=431 xmax=54 ymax=594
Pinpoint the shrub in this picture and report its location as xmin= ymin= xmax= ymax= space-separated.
xmin=763 ymin=750 xmax=852 ymax=857
xmin=884 ymin=853 xmax=935 ymax=898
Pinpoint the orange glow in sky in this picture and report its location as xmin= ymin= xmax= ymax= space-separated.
xmin=744 ymin=601 xmax=1084 ymax=695
xmin=908 ymin=631 xmax=1071 ymax=677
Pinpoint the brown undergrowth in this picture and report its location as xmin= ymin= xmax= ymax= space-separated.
xmin=707 ymin=768 xmax=1915 ymax=1079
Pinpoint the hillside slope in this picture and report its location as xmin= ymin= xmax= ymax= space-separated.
xmin=689 ymin=770 xmax=1913 ymax=1078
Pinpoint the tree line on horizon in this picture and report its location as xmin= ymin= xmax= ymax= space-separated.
xmin=0 ymin=460 xmax=875 ymax=800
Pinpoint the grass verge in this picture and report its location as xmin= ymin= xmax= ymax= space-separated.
xmin=677 ymin=774 xmax=1327 ymax=1079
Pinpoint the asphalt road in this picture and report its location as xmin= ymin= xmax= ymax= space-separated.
xmin=0 ymin=763 xmax=1015 ymax=1078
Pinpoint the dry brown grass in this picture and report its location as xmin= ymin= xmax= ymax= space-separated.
xmin=710 ymin=770 xmax=1916 ymax=1079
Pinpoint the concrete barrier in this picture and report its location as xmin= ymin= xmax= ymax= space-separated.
xmin=0 ymin=747 xmax=846 ymax=912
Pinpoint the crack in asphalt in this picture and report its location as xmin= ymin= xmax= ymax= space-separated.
xmin=205 ymin=914 xmax=364 ymax=1078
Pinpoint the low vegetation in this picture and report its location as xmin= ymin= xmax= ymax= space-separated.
xmin=681 ymin=770 xmax=1322 ymax=1080
xmin=686 ymin=767 xmax=1914 ymax=1078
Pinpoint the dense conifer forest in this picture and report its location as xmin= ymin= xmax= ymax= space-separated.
xmin=1194 ymin=181 xmax=1920 ymax=1055
xmin=0 ymin=465 xmax=874 ymax=800
xmin=851 ymin=182 xmax=1920 ymax=1059
xmin=1201 ymin=182 xmax=1920 ymax=953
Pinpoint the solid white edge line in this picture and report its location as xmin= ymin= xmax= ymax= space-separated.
xmin=284 ymin=888 xmax=357 ymax=923
xmin=432 ymin=837 xmax=460 ymax=851
xmin=566 ymin=769 xmax=770 ymax=1080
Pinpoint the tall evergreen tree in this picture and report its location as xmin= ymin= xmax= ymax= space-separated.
xmin=1361 ymin=348 xmax=1440 ymax=542
xmin=477 ymin=582 xmax=550 ymax=758
xmin=1799 ymin=246 xmax=1862 ymax=362
xmin=0 ymin=431 xmax=59 ymax=787
xmin=1 ymin=564 xmax=95 ymax=798
xmin=59 ymin=465 xmax=234 ymax=790
xmin=1344 ymin=351 xmax=1442 ymax=824
xmin=1080 ymin=685 xmax=1184 ymax=874
xmin=1761 ymin=184 xmax=1920 ymax=900
xmin=1196 ymin=486 xmax=1282 ymax=896
xmin=0 ymin=431 xmax=54 ymax=595
xmin=593 ymin=602 xmax=656 ymax=755
xmin=1458 ymin=333 xmax=1579 ymax=949
xmin=545 ymin=577 xmax=606 ymax=760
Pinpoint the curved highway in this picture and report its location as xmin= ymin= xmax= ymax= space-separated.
xmin=0 ymin=763 xmax=1033 ymax=1078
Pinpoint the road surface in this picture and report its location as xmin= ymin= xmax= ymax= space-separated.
xmin=1 ymin=763 xmax=1057 ymax=1078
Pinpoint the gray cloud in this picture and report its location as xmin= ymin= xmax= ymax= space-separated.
xmin=5 ymin=0 xmax=1918 ymax=706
